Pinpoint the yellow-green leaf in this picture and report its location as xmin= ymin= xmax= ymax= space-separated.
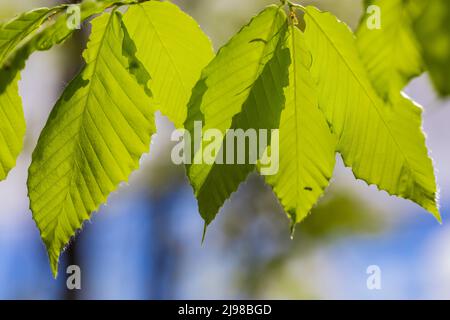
xmin=123 ymin=1 xmax=214 ymax=127
xmin=185 ymin=6 xmax=289 ymax=225
xmin=28 ymin=11 xmax=155 ymax=277
xmin=303 ymin=6 xmax=439 ymax=220
xmin=0 ymin=7 xmax=63 ymax=181
xmin=356 ymin=0 xmax=424 ymax=99
xmin=0 ymin=1 xmax=130 ymax=181
xmin=264 ymin=25 xmax=336 ymax=228
xmin=0 ymin=74 xmax=24 ymax=180
xmin=0 ymin=7 xmax=62 ymax=65
xmin=410 ymin=0 xmax=450 ymax=96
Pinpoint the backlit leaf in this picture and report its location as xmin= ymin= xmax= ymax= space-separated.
xmin=185 ymin=5 xmax=290 ymax=225
xmin=303 ymin=6 xmax=439 ymax=220
xmin=264 ymin=25 xmax=336 ymax=228
xmin=28 ymin=11 xmax=155 ymax=277
xmin=0 ymin=7 xmax=63 ymax=181
xmin=410 ymin=0 xmax=450 ymax=96
xmin=356 ymin=0 xmax=423 ymax=99
xmin=123 ymin=1 xmax=214 ymax=127
xmin=0 ymin=1 xmax=134 ymax=181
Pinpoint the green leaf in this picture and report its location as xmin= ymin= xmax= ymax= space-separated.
xmin=0 ymin=6 xmax=63 ymax=181
xmin=27 ymin=0 xmax=140 ymax=53
xmin=0 ymin=74 xmax=25 ymax=180
xmin=0 ymin=7 xmax=62 ymax=65
xmin=123 ymin=1 xmax=214 ymax=128
xmin=264 ymin=25 xmax=336 ymax=229
xmin=27 ymin=11 xmax=155 ymax=277
xmin=185 ymin=5 xmax=289 ymax=225
xmin=303 ymin=6 xmax=439 ymax=220
xmin=0 ymin=1 xmax=130 ymax=181
xmin=410 ymin=0 xmax=450 ymax=96
xmin=356 ymin=0 xmax=423 ymax=99
xmin=2 ymin=0 xmax=136 ymax=79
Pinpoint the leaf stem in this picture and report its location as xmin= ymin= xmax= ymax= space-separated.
xmin=286 ymin=1 xmax=306 ymax=12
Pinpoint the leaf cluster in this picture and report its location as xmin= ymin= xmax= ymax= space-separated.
xmin=0 ymin=0 xmax=446 ymax=276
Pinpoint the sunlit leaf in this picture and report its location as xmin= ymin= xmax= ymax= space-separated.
xmin=264 ymin=25 xmax=336 ymax=228
xmin=185 ymin=5 xmax=289 ymax=225
xmin=0 ymin=74 xmax=24 ymax=180
xmin=28 ymin=11 xmax=155 ymax=277
xmin=0 ymin=1 xmax=134 ymax=181
xmin=303 ymin=6 xmax=439 ymax=220
xmin=0 ymin=7 xmax=62 ymax=64
xmin=0 ymin=7 xmax=62 ymax=181
xmin=123 ymin=1 xmax=214 ymax=128
xmin=410 ymin=0 xmax=450 ymax=96
xmin=356 ymin=0 xmax=423 ymax=99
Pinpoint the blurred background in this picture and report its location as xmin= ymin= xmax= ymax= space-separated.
xmin=0 ymin=0 xmax=449 ymax=299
